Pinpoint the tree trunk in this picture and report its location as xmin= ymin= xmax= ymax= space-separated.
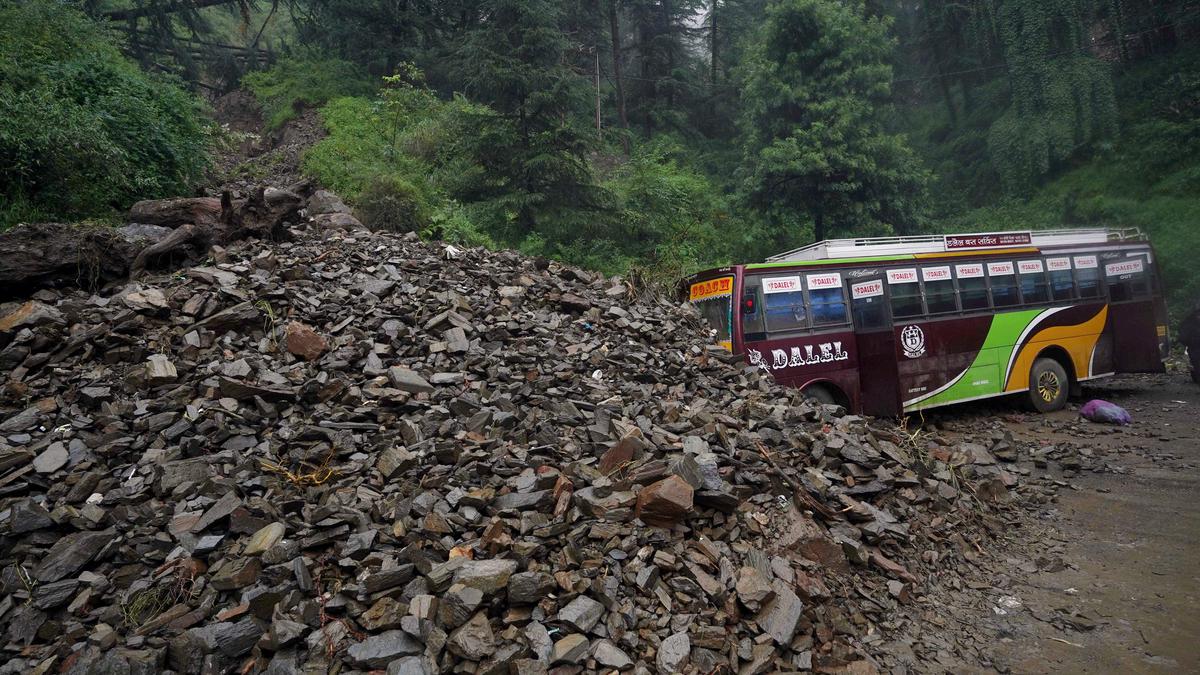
xmin=814 ymin=210 xmax=826 ymax=243
xmin=710 ymin=0 xmax=718 ymax=87
xmin=608 ymin=0 xmax=630 ymax=155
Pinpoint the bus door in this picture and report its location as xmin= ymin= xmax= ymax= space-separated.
xmin=1105 ymin=254 xmax=1167 ymax=373
xmin=848 ymin=275 xmax=902 ymax=416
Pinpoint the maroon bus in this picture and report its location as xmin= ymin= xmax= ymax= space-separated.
xmin=687 ymin=229 xmax=1169 ymax=416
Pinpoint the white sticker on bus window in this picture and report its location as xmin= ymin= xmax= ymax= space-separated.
xmin=886 ymin=268 xmax=918 ymax=284
xmin=762 ymin=276 xmax=801 ymax=294
xmin=806 ymin=272 xmax=842 ymax=289
xmin=1047 ymin=257 xmax=1071 ymax=271
xmin=1017 ymin=259 xmax=1044 ymax=274
xmin=1105 ymin=259 xmax=1144 ymax=277
xmin=1073 ymin=255 xmax=1098 ymax=269
xmin=852 ymin=280 xmax=883 ymax=299
xmin=987 ymin=261 xmax=1014 ymax=276
xmin=922 ymin=266 xmax=952 ymax=282
xmin=955 ymin=263 xmax=984 ymax=279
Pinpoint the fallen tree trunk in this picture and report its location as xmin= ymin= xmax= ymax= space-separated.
xmin=0 ymin=187 xmax=304 ymax=300
xmin=0 ymin=223 xmax=138 ymax=299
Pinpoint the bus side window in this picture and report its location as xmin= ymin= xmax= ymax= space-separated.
xmin=764 ymin=290 xmax=807 ymax=332
xmin=1076 ymin=266 xmax=1102 ymax=298
xmin=810 ymin=287 xmax=848 ymax=326
xmin=853 ymin=298 xmax=887 ymax=329
xmin=741 ymin=282 xmax=767 ymax=340
xmin=1019 ymin=269 xmax=1050 ymax=304
xmin=889 ymin=282 xmax=923 ymax=318
xmin=924 ymin=278 xmax=957 ymax=314
xmin=1107 ymin=266 xmax=1148 ymax=301
xmin=959 ymin=277 xmax=990 ymax=311
xmin=1049 ymin=269 xmax=1074 ymax=301
xmin=990 ymin=274 xmax=1020 ymax=307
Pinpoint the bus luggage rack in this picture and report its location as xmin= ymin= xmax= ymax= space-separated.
xmin=766 ymin=227 xmax=1146 ymax=262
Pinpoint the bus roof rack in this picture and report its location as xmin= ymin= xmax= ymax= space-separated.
xmin=766 ymin=227 xmax=1146 ymax=263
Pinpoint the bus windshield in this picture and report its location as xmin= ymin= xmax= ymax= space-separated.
xmin=689 ymin=276 xmax=734 ymax=350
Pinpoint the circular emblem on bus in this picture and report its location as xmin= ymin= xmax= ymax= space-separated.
xmin=901 ymin=324 xmax=926 ymax=358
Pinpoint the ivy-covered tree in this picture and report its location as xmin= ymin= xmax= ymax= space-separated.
xmin=739 ymin=0 xmax=928 ymax=243
xmin=452 ymin=0 xmax=602 ymax=242
xmin=985 ymin=0 xmax=1118 ymax=192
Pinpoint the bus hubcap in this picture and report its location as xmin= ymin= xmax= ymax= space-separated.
xmin=1037 ymin=371 xmax=1060 ymax=403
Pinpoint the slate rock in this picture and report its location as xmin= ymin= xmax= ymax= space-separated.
xmin=347 ymin=630 xmax=423 ymax=668
xmin=447 ymin=611 xmax=495 ymax=661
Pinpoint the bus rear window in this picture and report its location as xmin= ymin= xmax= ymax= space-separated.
xmin=694 ymin=294 xmax=732 ymax=347
xmin=688 ymin=276 xmax=735 ymax=348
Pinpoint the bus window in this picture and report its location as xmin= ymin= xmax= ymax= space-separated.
xmin=1074 ymin=255 xmax=1102 ymax=298
xmin=956 ymin=263 xmax=989 ymax=311
xmin=887 ymin=268 xmax=922 ymax=318
xmin=851 ymin=279 xmax=888 ymax=330
xmin=922 ymin=266 xmax=956 ymax=314
xmin=764 ymin=290 xmax=807 ymax=332
xmin=741 ymin=280 xmax=767 ymax=340
xmin=988 ymin=261 xmax=1020 ymax=307
xmin=1105 ymin=258 xmax=1148 ymax=301
xmin=1018 ymin=260 xmax=1049 ymax=304
xmin=1047 ymin=257 xmax=1074 ymax=301
xmin=810 ymin=287 xmax=848 ymax=326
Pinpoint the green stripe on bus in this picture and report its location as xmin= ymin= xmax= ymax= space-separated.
xmin=905 ymin=309 xmax=1044 ymax=411
xmin=745 ymin=254 xmax=913 ymax=270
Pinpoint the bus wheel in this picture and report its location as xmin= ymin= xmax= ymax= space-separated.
xmin=802 ymin=384 xmax=837 ymax=407
xmin=1029 ymin=357 xmax=1069 ymax=413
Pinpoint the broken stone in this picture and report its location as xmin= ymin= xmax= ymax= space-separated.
xmin=635 ymin=475 xmax=694 ymax=528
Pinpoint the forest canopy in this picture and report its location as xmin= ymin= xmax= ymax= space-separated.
xmin=2 ymin=0 xmax=1199 ymax=309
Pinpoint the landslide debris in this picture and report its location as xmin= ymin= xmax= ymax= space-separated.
xmin=0 ymin=201 xmax=1035 ymax=674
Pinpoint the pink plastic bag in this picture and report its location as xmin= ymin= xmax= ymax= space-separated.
xmin=1079 ymin=399 xmax=1132 ymax=425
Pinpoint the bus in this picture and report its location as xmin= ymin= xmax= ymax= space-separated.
xmin=687 ymin=229 xmax=1169 ymax=416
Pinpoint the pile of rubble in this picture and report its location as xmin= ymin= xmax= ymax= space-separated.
xmin=0 ymin=190 xmax=1029 ymax=674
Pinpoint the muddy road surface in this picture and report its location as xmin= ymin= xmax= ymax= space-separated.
xmin=907 ymin=371 xmax=1199 ymax=673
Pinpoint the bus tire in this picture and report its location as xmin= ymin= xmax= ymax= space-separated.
xmin=1029 ymin=357 xmax=1069 ymax=413
xmin=802 ymin=384 xmax=838 ymax=407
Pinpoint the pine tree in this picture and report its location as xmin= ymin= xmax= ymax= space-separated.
xmin=739 ymin=0 xmax=928 ymax=243
xmin=453 ymin=0 xmax=601 ymax=241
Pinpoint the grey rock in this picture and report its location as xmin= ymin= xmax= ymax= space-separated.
xmin=656 ymin=632 xmax=691 ymax=673
xmin=388 ymin=367 xmax=434 ymax=394
xmin=447 ymin=611 xmax=495 ymax=661
xmin=555 ymin=595 xmax=605 ymax=633
xmin=345 ymin=630 xmax=422 ymax=668
xmin=452 ymin=558 xmax=517 ymax=594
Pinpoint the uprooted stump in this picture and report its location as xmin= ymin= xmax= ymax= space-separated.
xmin=0 ymin=187 xmax=304 ymax=299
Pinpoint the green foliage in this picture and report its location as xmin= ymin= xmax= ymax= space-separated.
xmin=739 ymin=0 xmax=929 ymax=242
xmin=355 ymin=175 xmax=430 ymax=232
xmin=451 ymin=0 xmax=603 ymax=242
xmin=242 ymin=56 xmax=373 ymax=130
xmin=0 ymin=0 xmax=210 ymax=229
xmin=949 ymin=47 xmax=1200 ymax=319
xmin=986 ymin=0 xmax=1118 ymax=192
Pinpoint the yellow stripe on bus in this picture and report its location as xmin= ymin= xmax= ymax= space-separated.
xmin=1004 ymin=305 xmax=1108 ymax=391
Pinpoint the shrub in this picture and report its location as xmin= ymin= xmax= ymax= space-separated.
xmin=242 ymin=56 xmax=374 ymax=130
xmin=0 ymin=1 xmax=209 ymax=228
xmin=355 ymin=175 xmax=430 ymax=232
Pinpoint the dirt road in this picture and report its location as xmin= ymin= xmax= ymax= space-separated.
xmin=905 ymin=371 xmax=1200 ymax=673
